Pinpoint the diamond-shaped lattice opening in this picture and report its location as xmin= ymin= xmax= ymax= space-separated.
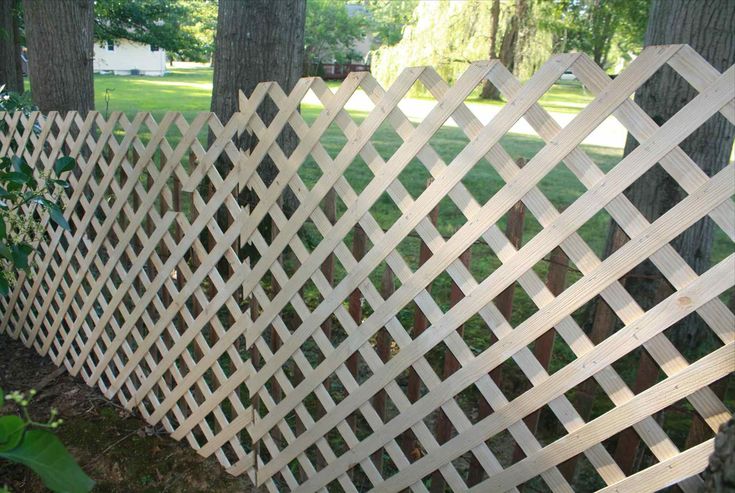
xmin=664 ymin=310 xmax=724 ymax=364
xmin=457 ymin=151 xmax=507 ymax=209
xmin=500 ymin=281 xmax=541 ymax=328
xmin=422 ymin=340 xmax=454 ymax=380
xmin=394 ymin=232 xmax=424 ymax=274
xmin=370 ymin=120 xmax=405 ymax=163
xmin=531 ymin=402 xmax=570 ymax=450
xmin=565 ymin=373 xmax=615 ymax=423
xmin=395 ymin=157 xmax=434 ymax=201
xmin=495 ymin=355 xmax=534 ymax=402
xmin=342 ymin=463 xmax=368 ymax=492
xmin=319 ymin=119 xmax=350 ymax=160
xmin=366 ymin=189 xmax=404 ymax=233
xmin=459 ymin=312 xmax=493 ymax=356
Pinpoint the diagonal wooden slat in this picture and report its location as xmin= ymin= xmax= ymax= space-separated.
xmin=0 ymin=45 xmax=732 ymax=493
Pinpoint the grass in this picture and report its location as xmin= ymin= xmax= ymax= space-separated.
xmin=36 ymin=69 xmax=733 ymax=487
xmin=88 ymin=67 xmax=731 ymax=345
xmin=93 ymin=67 xmax=595 ymax=118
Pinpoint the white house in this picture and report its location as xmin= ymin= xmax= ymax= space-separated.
xmin=94 ymin=39 xmax=167 ymax=76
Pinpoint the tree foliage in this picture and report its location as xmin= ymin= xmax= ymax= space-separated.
xmin=94 ymin=0 xmax=216 ymax=62
xmin=372 ymin=0 xmax=553 ymax=96
xmin=305 ymin=0 xmax=369 ymax=65
xmin=536 ymin=0 xmax=649 ymax=69
xmin=364 ymin=0 xmax=417 ymax=48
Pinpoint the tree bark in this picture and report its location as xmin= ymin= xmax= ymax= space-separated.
xmin=589 ymin=2 xmax=734 ymax=480
xmin=479 ymin=0 xmax=501 ymax=100
xmin=608 ymin=0 xmax=735 ymax=347
xmin=0 ymin=0 xmax=23 ymax=93
xmin=702 ymin=417 xmax=735 ymax=492
xmin=210 ymin=0 xmax=306 ymax=198
xmin=23 ymin=0 xmax=94 ymax=114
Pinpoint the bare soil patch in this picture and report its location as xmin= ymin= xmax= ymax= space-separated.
xmin=0 ymin=336 xmax=255 ymax=492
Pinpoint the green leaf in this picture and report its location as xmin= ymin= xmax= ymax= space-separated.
xmin=11 ymin=156 xmax=33 ymax=177
xmin=10 ymin=244 xmax=30 ymax=270
xmin=0 ymin=388 xmax=4 ymax=407
xmin=0 ymin=416 xmax=25 ymax=452
xmin=54 ymin=157 xmax=76 ymax=177
xmin=0 ymin=215 xmax=5 ymax=240
xmin=0 ymin=241 xmax=11 ymax=260
xmin=3 ymin=171 xmax=30 ymax=186
xmin=48 ymin=205 xmax=70 ymax=231
xmin=0 ymin=429 xmax=95 ymax=493
xmin=0 ymin=277 xmax=8 ymax=296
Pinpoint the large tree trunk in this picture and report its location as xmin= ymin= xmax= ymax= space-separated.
xmin=23 ymin=0 xmax=94 ymax=114
xmin=0 ymin=0 xmax=23 ymax=93
xmin=591 ymin=0 xmax=734 ymax=478
xmin=211 ymin=0 xmax=306 ymax=195
xmin=479 ymin=0 xmax=501 ymax=100
xmin=605 ymin=0 xmax=735 ymax=347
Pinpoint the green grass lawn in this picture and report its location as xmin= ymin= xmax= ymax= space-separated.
xmin=93 ymin=67 xmax=594 ymax=118
xmin=23 ymin=69 xmax=732 ymax=490
xmin=87 ymin=67 xmax=731 ymax=307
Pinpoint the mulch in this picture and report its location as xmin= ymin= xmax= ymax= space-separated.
xmin=0 ymin=335 xmax=256 ymax=493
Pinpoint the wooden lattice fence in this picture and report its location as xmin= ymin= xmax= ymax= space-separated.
xmin=0 ymin=44 xmax=733 ymax=492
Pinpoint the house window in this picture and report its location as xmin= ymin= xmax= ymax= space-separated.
xmin=150 ymin=45 xmax=160 ymax=52
xmin=106 ymin=40 xmax=115 ymax=52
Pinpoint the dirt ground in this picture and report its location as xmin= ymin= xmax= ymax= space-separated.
xmin=0 ymin=336 xmax=256 ymax=493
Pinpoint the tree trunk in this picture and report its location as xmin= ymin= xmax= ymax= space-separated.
xmin=702 ymin=417 xmax=735 ymax=492
xmin=608 ymin=0 xmax=735 ymax=346
xmin=0 ymin=0 xmax=23 ymax=93
xmin=23 ymin=0 xmax=94 ymax=114
xmin=210 ymin=0 xmax=306 ymax=196
xmin=480 ymin=0 xmax=501 ymax=100
xmin=590 ymin=0 xmax=734 ymax=479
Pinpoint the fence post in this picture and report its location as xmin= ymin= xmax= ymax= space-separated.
xmin=431 ymin=248 xmax=472 ymax=493
xmin=347 ymin=224 xmax=366 ymax=435
xmin=511 ymin=247 xmax=569 ymax=465
xmin=404 ymin=178 xmax=440 ymax=458
xmin=467 ymin=158 xmax=526 ymax=486
xmin=560 ymin=224 xmax=628 ymax=481
xmin=372 ymin=266 xmax=394 ymax=473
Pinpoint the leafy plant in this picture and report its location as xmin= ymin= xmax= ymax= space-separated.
xmin=0 ymin=154 xmax=74 ymax=295
xmin=0 ymin=389 xmax=94 ymax=493
xmin=1 ymin=88 xmax=91 ymax=492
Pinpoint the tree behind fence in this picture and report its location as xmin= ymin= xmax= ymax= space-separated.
xmin=0 ymin=44 xmax=733 ymax=492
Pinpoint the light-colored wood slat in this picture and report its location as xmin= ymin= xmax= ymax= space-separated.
xmin=215 ymin=96 xmax=529 ymax=490
xmin=471 ymin=344 xmax=734 ymax=492
xmin=104 ymin=74 xmax=363 ymax=398
xmin=242 ymin=60 xmax=499 ymax=348
xmin=594 ymin=438 xmax=714 ymax=493
xmin=25 ymin=112 xmax=150 ymax=347
xmin=0 ymin=111 xmax=102 ymax=336
xmin=364 ymin=255 xmax=735 ymax=493
xmin=1 ymin=46 xmax=732 ymax=491
xmin=483 ymin=60 xmax=733 ymax=436
xmin=264 ymin=165 xmax=734 ymax=486
xmin=245 ymin=46 xmax=703 ymax=441
xmin=245 ymin=53 xmax=579 ymax=401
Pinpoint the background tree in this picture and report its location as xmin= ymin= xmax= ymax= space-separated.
xmin=479 ymin=0 xmax=501 ymax=100
xmin=365 ymin=0 xmax=417 ymax=48
xmin=94 ymin=0 xmax=216 ymax=63
xmin=0 ymin=0 xmax=24 ymax=93
xmin=210 ymin=0 xmax=306 ymax=206
xmin=593 ymin=0 xmax=735 ymax=475
xmin=537 ymin=0 xmax=648 ymax=70
xmin=304 ymin=0 xmax=369 ymax=74
xmin=23 ymin=0 xmax=94 ymax=114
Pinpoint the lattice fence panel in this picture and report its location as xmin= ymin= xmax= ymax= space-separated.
xmin=0 ymin=44 xmax=733 ymax=493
